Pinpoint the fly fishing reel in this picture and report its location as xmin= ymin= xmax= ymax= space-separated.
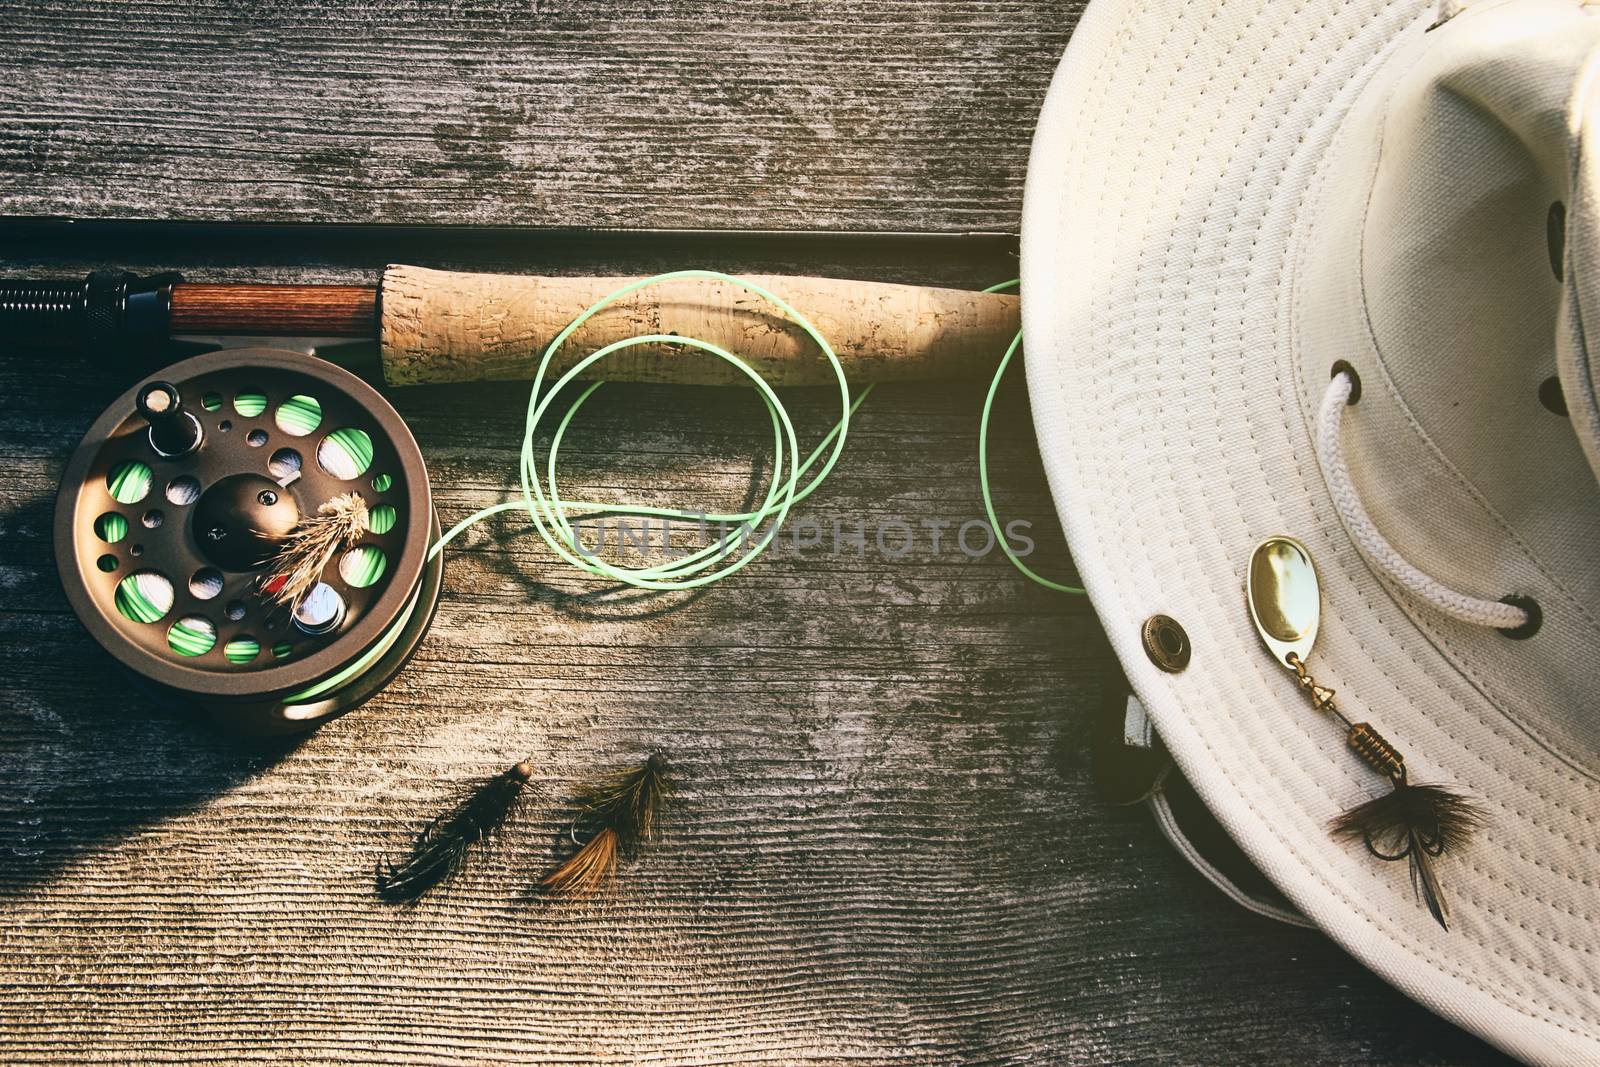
xmin=55 ymin=348 xmax=443 ymax=734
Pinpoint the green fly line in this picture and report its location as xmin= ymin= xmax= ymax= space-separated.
xmin=283 ymin=270 xmax=1080 ymax=708
xmin=977 ymin=280 xmax=1085 ymax=595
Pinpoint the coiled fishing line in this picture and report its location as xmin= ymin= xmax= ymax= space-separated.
xmin=431 ymin=270 xmax=867 ymax=589
xmin=431 ymin=270 xmax=1077 ymax=594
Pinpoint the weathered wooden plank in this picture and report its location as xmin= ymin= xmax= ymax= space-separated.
xmin=0 ymin=240 xmax=1512 ymax=1064
xmin=0 ymin=0 xmax=1083 ymax=231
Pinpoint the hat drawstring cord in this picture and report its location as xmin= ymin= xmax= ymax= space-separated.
xmin=1314 ymin=368 xmax=1530 ymax=632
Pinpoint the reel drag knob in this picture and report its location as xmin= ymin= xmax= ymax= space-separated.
xmin=191 ymin=474 xmax=300 ymax=571
xmin=136 ymin=380 xmax=203 ymax=457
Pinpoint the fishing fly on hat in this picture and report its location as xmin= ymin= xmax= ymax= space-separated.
xmin=1022 ymin=0 xmax=1600 ymax=1062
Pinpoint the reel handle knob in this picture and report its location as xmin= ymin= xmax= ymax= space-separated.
xmin=136 ymin=379 xmax=203 ymax=457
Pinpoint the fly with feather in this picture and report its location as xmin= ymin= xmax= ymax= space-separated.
xmin=1247 ymin=537 xmax=1487 ymax=929
xmin=261 ymin=492 xmax=369 ymax=611
xmin=375 ymin=755 xmax=673 ymax=903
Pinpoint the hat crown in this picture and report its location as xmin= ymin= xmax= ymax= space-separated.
xmin=1360 ymin=7 xmax=1600 ymax=486
xmin=1294 ymin=0 xmax=1600 ymax=769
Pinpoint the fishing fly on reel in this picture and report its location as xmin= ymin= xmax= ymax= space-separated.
xmin=54 ymin=347 xmax=443 ymax=735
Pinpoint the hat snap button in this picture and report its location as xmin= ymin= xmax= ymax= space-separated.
xmin=1141 ymin=614 xmax=1191 ymax=673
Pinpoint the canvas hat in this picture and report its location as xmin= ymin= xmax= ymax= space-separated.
xmin=1021 ymin=0 xmax=1600 ymax=1062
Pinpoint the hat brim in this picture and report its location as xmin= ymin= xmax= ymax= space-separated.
xmin=1021 ymin=2 xmax=1600 ymax=1063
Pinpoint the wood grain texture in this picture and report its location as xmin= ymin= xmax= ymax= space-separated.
xmin=0 ymin=0 xmax=1083 ymax=231
xmin=0 ymin=236 xmax=1513 ymax=1065
xmin=0 ymin=0 xmax=1517 ymax=1056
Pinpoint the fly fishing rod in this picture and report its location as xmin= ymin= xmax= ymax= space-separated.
xmin=0 ymin=265 xmax=1019 ymax=386
xmin=23 ymin=265 xmax=1033 ymax=736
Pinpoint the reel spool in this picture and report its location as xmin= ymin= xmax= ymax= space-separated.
xmin=54 ymin=348 xmax=443 ymax=735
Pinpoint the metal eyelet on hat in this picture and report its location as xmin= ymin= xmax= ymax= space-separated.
xmin=1330 ymin=360 xmax=1362 ymax=403
xmin=1548 ymin=200 xmax=1566 ymax=282
xmin=1496 ymin=595 xmax=1543 ymax=640
xmin=1141 ymin=614 xmax=1191 ymax=672
xmin=1538 ymin=376 xmax=1568 ymax=416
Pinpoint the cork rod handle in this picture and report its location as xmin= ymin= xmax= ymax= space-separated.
xmin=379 ymin=265 xmax=1019 ymax=388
